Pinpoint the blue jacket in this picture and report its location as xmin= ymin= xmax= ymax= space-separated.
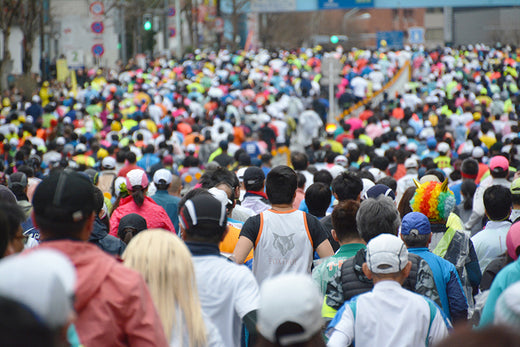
xmin=409 ymin=248 xmax=468 ymax=322
xmin=480 ymin=259 xmax=520 ymax=326
xmin=137 ymin=153 xmax=160 ymax=173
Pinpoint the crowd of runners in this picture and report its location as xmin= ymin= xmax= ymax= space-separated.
xmin=1 ymin=43 xmax=520 ymax=346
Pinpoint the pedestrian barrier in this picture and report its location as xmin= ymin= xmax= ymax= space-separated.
xmin=338 ymin=60 xmax=411 ymax=122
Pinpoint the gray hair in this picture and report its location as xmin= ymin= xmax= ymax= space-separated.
xmin=356 ymin=196 xmax=401 ymax=243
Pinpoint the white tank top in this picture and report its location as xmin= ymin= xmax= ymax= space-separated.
xmin=252 ymin=209 xmax=313 ymax=285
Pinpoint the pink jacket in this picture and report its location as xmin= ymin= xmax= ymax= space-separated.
xmin=109 ymin=196 xmax=176 ymax=236
xmin=35 ymin=240 xmax=168 ymax=347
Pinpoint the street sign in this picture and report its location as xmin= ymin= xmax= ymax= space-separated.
xmin=91 ymin=22 xmax=104 ymax=34
xmin=376 ymin=31 xmax=404 ymax=49
xmin=318 ymin=0 xmax=374 ymax=10
xmin=91 ymin=44 xmax=104 ymax=57
xmin=214 ymin=17 xmax=224 ymax=34
xmin=408 ymin=27 xmax=425 ymax=44
xmin=89 ymin=1 xmax=104 ymax=16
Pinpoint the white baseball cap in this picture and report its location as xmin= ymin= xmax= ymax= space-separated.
xmin=366 ymin=234 xmax=409 ymax=274
xmin=56 ymin=137 xmax=66 ymax=146
xmin=472 ymin=146 xmax=484 ymax=159
xmin=125 ymin=169 xmax=148 ymax=190
xmin=102 ymin=156 xmax=116 ymax=170
xmin=153 ymin=168 xmax=173 ymax=185
xmin=257 ymin=274 xmax=323 ymax=346
xmin=75 ymin=143 xmax=87 ymax=153
xmin=494 ymin=281 xmax=520 ymax=328
xmin=0 ymin=249 xmax=76 ymax=328
xmin=404 ymin=158 xmax=418 ymax=169
xmin=236 ymin=167 xmax=247 ymax=183
xmin=437 ymin=142 xmax=450 ymax=154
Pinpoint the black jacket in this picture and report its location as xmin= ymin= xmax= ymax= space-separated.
xmin=326 ymin=248 xmax=442 ymax=311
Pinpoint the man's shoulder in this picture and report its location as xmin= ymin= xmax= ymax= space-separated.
xmin=194 ymin=256 xmax=255 ymax=281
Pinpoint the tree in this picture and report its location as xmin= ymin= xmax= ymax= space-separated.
xmin=0 ymin=0 xmax=22 ymax=90
xmin=18 ymin=0 xmax=42 ymax=76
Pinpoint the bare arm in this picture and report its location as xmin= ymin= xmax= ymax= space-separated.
xmin=316 ymin=239 xmax=334 ymax=258
xmin=234 ymin=236 xmax=254 ymax=264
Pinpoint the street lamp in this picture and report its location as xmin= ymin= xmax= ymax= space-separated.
xmin=342 ymin=9 xmax=371 ymax=34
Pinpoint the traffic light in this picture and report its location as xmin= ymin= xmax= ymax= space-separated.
xmin=143 ymin=14 xmax=152 ymax=31
xmin=330 ymin=35 xmax=339 ymax=44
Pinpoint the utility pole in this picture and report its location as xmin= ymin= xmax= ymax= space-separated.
xmin=163 ymin=0 xmax=169 ymax=55
xmin=120 ymin=3 xmax=127 ymax=64
xmin=175 ymin=0 xmax=181 ymax=56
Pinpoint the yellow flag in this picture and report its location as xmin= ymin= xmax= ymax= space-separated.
xmin=70 ymin=69 xmax=78 ymax=98
xmin=56 ymin=59 xmax=69 ymax=82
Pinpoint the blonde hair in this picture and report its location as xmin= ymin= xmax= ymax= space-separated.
xmin=123 ymin=229 xmax=207 ymax=346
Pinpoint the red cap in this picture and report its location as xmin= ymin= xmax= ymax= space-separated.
xmin=489 ymin=155 xmax=509 ymax=172
xmin=507 ymin=222 xmax=520 ymax=260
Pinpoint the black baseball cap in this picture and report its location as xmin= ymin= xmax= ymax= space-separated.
xmin=33 ymin=171 xmax=95 ymax=223
xmin=243 ymin=166 xmax=265 ymax=188
xmin=179 ymin=193 xmax=226 ymax=236
xmin=8 ymin=172 xmax=28 ymax=189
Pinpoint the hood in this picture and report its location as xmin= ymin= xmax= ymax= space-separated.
xmin=89 ymin=217 xmax=109 ymax=242
xmin=35 ymin=240 xmax=116 ymax=313
xmin=353 ymin=248 xmax=372 ymax=284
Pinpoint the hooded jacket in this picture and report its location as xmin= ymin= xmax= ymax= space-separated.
xmin=109 ymin=195 xmax=175 ymax=236
xmin=89 ymin=217 xmax=126 ymax=256
xmin=36 ymin=240 xmax=168 ymax=347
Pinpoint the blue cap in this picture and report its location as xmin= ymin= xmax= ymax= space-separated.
xmin=426 ymin=137 xmax=437 ymax=149
xmin=401 ymin=212 xmax=431 ymax=236
xmin=363 ymin=184 xmax=395 ymax=201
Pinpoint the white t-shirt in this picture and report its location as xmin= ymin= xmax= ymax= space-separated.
xmin=327 ymin=281 xmax=449 ymax=347
xmin=369 ymin=70 xmax=385 ymax=91
xmin=192 ymin=255 xmax=260 ymax=347
xmin=350 ymin=77 xmax=368 ymax=99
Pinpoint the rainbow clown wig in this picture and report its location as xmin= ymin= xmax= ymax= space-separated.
xmin=410 ymin=180 xmax=456 ymax=222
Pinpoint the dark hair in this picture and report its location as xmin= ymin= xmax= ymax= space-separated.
xmin=313 ymin=170 xmax=333 ymax=188
xmin=305 ymin=183 xmax=331 ymax=218
xmin=484 ymin=185 xmax=512 ymax=221
xmin=397 ymin=186 xmax=416 ymax=219
xmin=402 ymin=233 xmax=430 ymax=248
xmin=461 ymin=180 xmax=477 ymax=210
xmin=461 ymin=158 xmax=479 ymax=177
xmin=376 ymin=176 xmax=397 ymax=193
xmin=93 ymin=187 xmax=105 ymax=214
xmin=0 ymin=210 xmax=10 ymax=258
xmin=291 ymin=152 xmax=309 ymax=171
xmin=130 ymin=186 xmax=146 ymax=207
xmin=373 ymin=156 xmax=389 ymax=171
xmin=296 ymin=172 xmax=306 ymax=189
xmin=358 ymin=170 xmax=375 ymax=183
xmin=435 ymin=326 xmax=520 ymax=347
xmin=266 ymin=166 xmax=297 ymax=205
xmin=0 ymin=296 xmax=54 ymax=347
xmin=255 ymin=324 xmax=326 ymax=347
xmin=126 ymin=151 xmax=137 ymax=164
xmin=331 ymin=200 xmax=360 ymax=242
xmin=0 ymin=202 xmax=28 ymax=242
xmin=178 ymin=189 xmax=227 ymax=243
xmin=200 ymin=167 xmax=238 ymax=190
xmin=331 ymin=172 xmax=363 ymax=201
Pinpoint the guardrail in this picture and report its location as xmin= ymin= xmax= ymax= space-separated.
xmin=337 ymin=60 xmax=411 ymax=121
